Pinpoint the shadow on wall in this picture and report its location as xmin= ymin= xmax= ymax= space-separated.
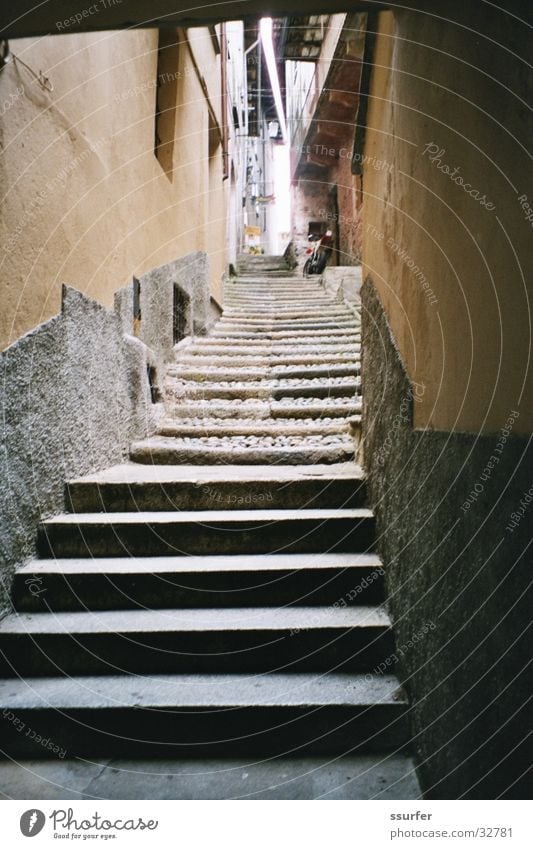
xmin=361 ymin=277 xmax=532 ymax=800
xmin=0 ymin=251 xmax=211 ymax=614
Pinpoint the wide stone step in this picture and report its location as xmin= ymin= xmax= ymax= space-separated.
xmin=180 ymin=344 xmax=361 ymax=360
xmin=0 ymin=672 xmax=408 ymax=758
xmin=231 ymin=289 xmax=316 ymax=294
xmin=156 ymin=418 xmax=352 ymax=438
xmin=66 ymin=463 xmax=367 ymax=511
xmin=218 ymin=316 xmax=357 ymax=326
xmin=222 ymin=315 xmax=353 ymax=324
xmin=165 ymin=377 xmax=361 ymax=401
xmin=165 ymin=363 xmax=359 ymax=383
xmin=164 ymin=398 xmax=362 ymax=420
xmin=176 ymin=353 xmax=360 ymax=367
xmin=223 ymin=307 xmax=352 ymax=318
xmin=224 ymin=296 xmax=336 ymax=305
xmin=216 ymin=322 xmax=358 ymax=335
xmin=13 ymin=552 xmax=384 ymax=611
xmin=38 ymin=507 xmax=375 ymax=557
xmin=210 ymin=328 xmax=360 ymax=339
xmin=208 ymin=332 xmax=361 ymax=344
xmin=0 ymin=605 xmax=391 ymax=676
xmin=184 ymin=337 xmax=360 ymax=350
xmin=130 ymin=435 xmax=355 ymax=466
xmin=227 ymin=277 xmax=319 ymax=284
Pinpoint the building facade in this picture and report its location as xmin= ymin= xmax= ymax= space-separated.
xmin=0 ymin=23 xmax=246 ymax=349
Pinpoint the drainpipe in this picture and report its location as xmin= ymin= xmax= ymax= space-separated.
xmin=351 ymin=13 xmax=378 ymax=176
xmin=243 ymin=36 xmax=259 ymax=138
xmin=220 ymin=22 xmax=229 ymax=180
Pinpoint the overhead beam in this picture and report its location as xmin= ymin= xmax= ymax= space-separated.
xmin=1 ymin=1 xmax=391 ymax=39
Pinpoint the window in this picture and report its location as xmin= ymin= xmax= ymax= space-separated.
xmin=154 ymin=29 xmax=180 ymax=179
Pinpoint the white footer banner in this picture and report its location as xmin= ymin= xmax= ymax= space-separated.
xmin=1 ymin=801 xmax=530 ymax=847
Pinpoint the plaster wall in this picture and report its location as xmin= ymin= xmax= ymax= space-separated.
xmin=362 ymin=5 xmax=532 ymax=433
xmin=0 ymin=27 xmax=229 ymax=349
xmin=334 ymin=152 xmax=363 ymax=265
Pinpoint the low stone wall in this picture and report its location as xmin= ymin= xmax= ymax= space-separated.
xmin=362 ymin=278 xmax=532 ymax=799
xmin=322 ymin=266 xmax=362 ymax=304
xmin=0 ymin=286 xmax=155 ymax=613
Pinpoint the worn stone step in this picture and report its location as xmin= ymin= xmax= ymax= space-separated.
xmin=0 ymin=672 xmax=408 ymax=758
xmin=0 ymin=605 xmax=391 ymax=676
xmin=156 ymin=419 xmax=352 ymax=438
xmin=38 ymin=507 xmax=375 ymax=557
xmin=208 ymin=334 xmax=361 ymax=345
xmin=0 ymin=753 xmax=421 ymax=797
xmin=163 ymin=398 xmax=362 ymax=420
xmin=224 ymin=295 xmax=335 ymax=304
xmin=228 ymin=275 xmax=317 ymax=282
xmin=165 ymin=377 xmax=361 ymax=401
xmin=175 ymin=353 xmax=360 ymax=368
xmin=227 ymin=277 xmax=319 ymax=283
xmin=217 ymin=320 xmax=358 ymax=330
xmin=181 ymin=345 xmax=361 ymax=361
xmin=226 ymin=293 xmax=332 ymax=300
xmin=216 ymin=322 xmax=358 ymax=335
xmin=218 ymin=313 xmax=357 ymax=324
xmin=228 ymin=284 xmax=322 ymax=291
xmin=227 ymin=282 xmax=326 ymax=287
xmin=130 ymin=436 xmax=355 ymax=465
xmin=130 ymin=436 xmax=355 ymax=466
xmin=165 ymin=363 xmax=360 ymax=383
xmin=65 ymin=463 xmax=367 ymax=511
xmin=223 ymin=306 xmax=352 ymax=317
xmin=210 ymin=328 xmax=360 ymax=340
xmin=13 ymin=552 xmax=383 ymax=611
xmin=184 ymin=338 xmax=360 ymax=351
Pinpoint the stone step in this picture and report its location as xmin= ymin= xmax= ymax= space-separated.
xmin=184 ymin=337 xmax=360 ymax=350
xmin=175 ymin=353 xmax=360 ymax=367
xmin=228 ymin=276 xmax=317 ymax=282
xmin=0 ymin=605 xmax=391 ymax=676
xmin=224 ymin=294 xmax=334 ymax=302
xmin=0 ymin=672 xmax=408 ymax=758
xmin=229 ymin=286 xmax=320 ymax=293
xmin=236 ymin=260 xmax=291 ymax=269
xmin=38 ymin=507 xmax=375 ymax=557
xmin=209 ymin=331 xmax=361 ymax=342
xmin=13 ymin=552 xmax=383 ymax=611
xmin=130 ymin=435 xmax=355 ymax=466
xmin=218 ymin=314 xmax=358 ymax=324
xmin=65 ymin=463 xmax=367 ymax=511
xmin=223 ymin=306 xmax=352 ymax=317
xmin=227 ymin=288 xmax=326 ymax=293
xmin=156 ymin=419 xmax=352 ymax=438
xmin=163 ymin=398 xmax=362 ymax=420
xmin=0 ymin=753 xmax=421 ymax=797
xmin=225 ymin=300 xmax=336 ymax=309
xmin=219 ymin=305 xmax=354 ymax=315
xmin=180 ymin=345 xmax=361 ymax=360
xmin=226 ymin=279 xmax=324 ymax=286
xmin=216 ymin=321 xmax=358 ymax=334
xmin=229 ymin=283 xmax=321 ymax=289
xmin=165 ymin=363 xmax=360 ymax=383
xmin=165 ymin=376 xmax=361 ymax=401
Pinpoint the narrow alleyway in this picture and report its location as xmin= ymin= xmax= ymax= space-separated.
xmin=0 ymin=260 xmax=420 ymax=798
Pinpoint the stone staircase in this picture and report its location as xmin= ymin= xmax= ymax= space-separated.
xmin=130 ymin=275 xmax=361 ymax=466
xmin=236 ymin=253 xmax=293 ymax=276
xmin=0 ymin=268 xmax=419 ymax=797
